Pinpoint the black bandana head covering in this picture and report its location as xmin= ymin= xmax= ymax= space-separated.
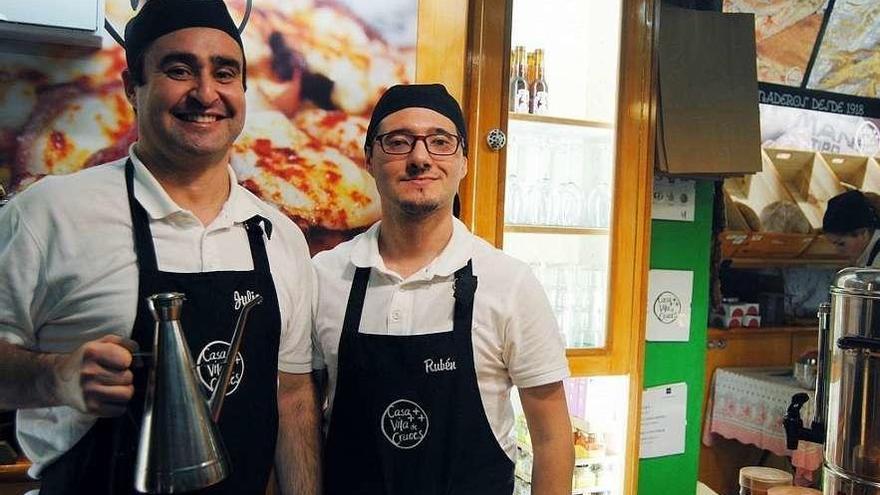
xmin=124 ymin=0 xmax=246 ymax=87
xmin=823 ymin=190 xmax=879 ymax=234
xmin=365 ymin=84 xmax=468 ymax=156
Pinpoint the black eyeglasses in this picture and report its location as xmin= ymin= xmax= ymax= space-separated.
xmin=374 ymin=132 xmax=462 ymax=156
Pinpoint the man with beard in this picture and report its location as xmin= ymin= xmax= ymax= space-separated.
xmin=312 ymin=84 xmax=574 ymax=494
xmin=0 ymin=1 xmax=320 ymax=493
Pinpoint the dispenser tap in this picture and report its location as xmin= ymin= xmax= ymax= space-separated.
xmin=783 ymin=392 xmax=825 ymax=450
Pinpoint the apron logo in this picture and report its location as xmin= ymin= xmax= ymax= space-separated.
xmin=424 ymin=357 xmax=456 ymax=374
xmin=196 ymin=340 xmax=245 ymax=397
xmin=380 ymin=399 xmax=429 ymax=450
xmin=233 ymin=290 xmax=261 ymax=311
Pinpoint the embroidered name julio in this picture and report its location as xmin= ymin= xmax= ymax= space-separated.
xmin=424 ymin=357 xmax=456 ymax=374
xmin=233 ymin=290 xmax=260 ymax=310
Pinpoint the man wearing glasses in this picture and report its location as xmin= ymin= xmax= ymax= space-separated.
xmin=312 ymin=84 xmax=574 ymax=494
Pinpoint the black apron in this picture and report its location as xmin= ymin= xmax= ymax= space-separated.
xmin=323 ymin=262 xmax=515 ymax=495
xmin=39 ymin=159 xmax=281 ymax=494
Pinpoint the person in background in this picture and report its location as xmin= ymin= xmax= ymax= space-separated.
xmin=0 ymin=1 xmax=320 ymax=493
xmin=312 ymin=83 xmax=574 ymax=495
xmin=823 ymin=189 xmax=880 ymax=267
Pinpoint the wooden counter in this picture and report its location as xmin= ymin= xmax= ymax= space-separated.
xmin=0 ymin=457 xmax=30 ymax=482
xmin=0 ymin=457 xmax=37 ymax=495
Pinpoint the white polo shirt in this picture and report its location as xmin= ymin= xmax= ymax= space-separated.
xmin=0 ymin=149 xmax=315 ymax=477
xmin=312 ymin=218 xmax=569 ymax=460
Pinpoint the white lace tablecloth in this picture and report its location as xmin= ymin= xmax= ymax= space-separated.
xmin=703 ymin=367 xmax=823 ymax=475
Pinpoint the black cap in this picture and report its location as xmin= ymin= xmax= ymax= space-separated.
xmin=365 ymin=84 xmax=467 ymax=156
xmin=823 ymin=190 xmax=879 ymax=234
xmin=124 ymin=0 xmax=246 ymax=86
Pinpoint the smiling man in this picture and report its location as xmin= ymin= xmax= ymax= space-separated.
xmin=312 ymin=84 xmax=574 ymax=494
xmin=0 ymin=1 xmax=320 ymax=494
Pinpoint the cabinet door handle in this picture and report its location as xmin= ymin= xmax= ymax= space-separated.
xmin=707 ymin=339 xmax=727 ymax=350
xmin=486 ymin=128 xmax=507 ymax=151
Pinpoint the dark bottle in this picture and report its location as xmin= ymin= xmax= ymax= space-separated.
xmin=530 ymin=48 xmax=549 ymax=115
xmin=509 ymin=45 xmax=529 ymax=113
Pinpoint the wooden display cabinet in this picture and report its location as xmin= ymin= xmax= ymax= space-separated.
xmin=445 ymin=0 xmax=656 ymax=492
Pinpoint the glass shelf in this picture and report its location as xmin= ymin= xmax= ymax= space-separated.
xmin=504 ymin=225 xmax=610 ymax=235
xmin=509 ymin=112 xmax=614 ymax=129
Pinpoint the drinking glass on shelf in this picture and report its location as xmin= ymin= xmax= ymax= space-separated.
xmin=553 ymin=143 xmax=585 ymax=226
xmin=558 ymin=181 xmax=584 ymax=226
xmin=586 ymin=182 xmax=612 ymax=228
xmin=504 ymin=134 xmax=522 ymax=223
xmin=524 ymin=172 xmax=552 ymax=225
xmin=505 ymin=173 xmax=523 ymax=224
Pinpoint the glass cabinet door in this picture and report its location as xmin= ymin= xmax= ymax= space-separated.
xmin=461 ymin=0 xmax=656 ymax=492
xmin=501 ymin=0 xmax=623 ymax=351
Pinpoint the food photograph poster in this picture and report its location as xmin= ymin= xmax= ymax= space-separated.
xmin=723 ymin=0 xmax=880 ymax=156
xmin=0 ymin=0 xmax=418 ymax=254
xmin=724 ymin=0 xmax=880 ymax=97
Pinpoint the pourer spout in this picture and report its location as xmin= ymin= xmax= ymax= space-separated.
xmin=209 ymin=294 xmax=263 ymax=422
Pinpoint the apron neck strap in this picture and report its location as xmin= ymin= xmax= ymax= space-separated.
xmin=244 ymin=215 xmax=273 ymax=273
xmin=125 ymin=159 xmax=159 ymax=272
xmin=124 ymin=158 xmax=273 ymax=273
xmin=451 ymin=260 xmax=477 ymax=337
xmin=341 ymin=266 xmax=372 ymax=336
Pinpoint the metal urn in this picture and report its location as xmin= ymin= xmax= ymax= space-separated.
xmin=135 ymin=292 xmax=262 ymax=493
xmin=784 ymin=268 xmax=880 ymax=494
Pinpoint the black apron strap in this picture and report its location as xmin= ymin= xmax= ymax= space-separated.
xmin=452 ymin=260 xmax=477 ymax=346
xmin=125 ymin=159 xmax=159 ymax=272
xmin=335 ymin=266 xmax=371 ymax=387
xmin=244 ymin=215 xmax=273 ymax=274
xmin=342 ymin=267 xmax=371 ymax=336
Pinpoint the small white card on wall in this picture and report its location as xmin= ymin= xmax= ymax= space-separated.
xmin=652 ymin=177 xmax=696 ymax=222
xmin=640 ymin=382 xmax=688 ymax=459
xmin=646 ymin=269 xmax=693 ymax=342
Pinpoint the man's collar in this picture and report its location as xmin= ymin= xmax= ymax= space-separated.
xmin=129 ymin=145 xmax=260 ymax=225
xmin=350 ymin=217 xmax=474 ymax=279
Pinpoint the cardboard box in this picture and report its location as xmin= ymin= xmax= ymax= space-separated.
xmin=742 ymin=315 xmax=761 ymax=328
xmin=711 ymin=313 xmax=761 ymax=328
xmin=764 ymin=148 xmax=845 ymax=231
xmin=723 ymin=150 xmax=809 ymax=232
xmin=718 ymin=301 xmax=759 ymax=318
xmin=656 ymin=4 xmax=761 ymax=176
xmin=822 ymin=152 xmax=880 ymax=194
xmin=711 ymin=313 xmax=742 ymax=328
xmin=720 ymin=151 xmax=814 ymax=258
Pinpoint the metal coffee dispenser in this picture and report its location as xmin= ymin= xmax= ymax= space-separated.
xmin=136 ymin=292 xmax=262 ymax=493
xmin=784 ymin=268 xmax=880 ymax=494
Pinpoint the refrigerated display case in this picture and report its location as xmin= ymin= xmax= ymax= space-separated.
xmin=454 ymin=0 xmax=656 ymax=492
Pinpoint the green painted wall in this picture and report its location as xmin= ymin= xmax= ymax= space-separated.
xmin=638 ymin=180 xmax=714 ymax=495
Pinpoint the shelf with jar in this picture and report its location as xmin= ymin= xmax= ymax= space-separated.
xmin=512 ymin=376 xmax=626 ymax=495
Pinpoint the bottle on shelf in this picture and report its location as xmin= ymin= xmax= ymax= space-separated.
xmin=530 ymin=48 xmax=549 ymax=115
xmin=509 ymin=45 xmax=530 ymax=113
xmin=526 ymin=50 xmax=537 ymax=90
